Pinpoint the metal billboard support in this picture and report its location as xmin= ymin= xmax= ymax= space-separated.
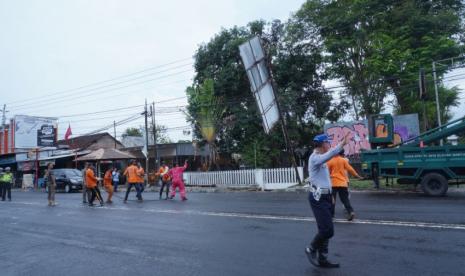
xmin=239 ymin=36 xmax=302 ymax=185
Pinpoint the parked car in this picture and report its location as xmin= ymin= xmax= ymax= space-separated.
xmin=45 ymin=169 xmax=83 ymax=193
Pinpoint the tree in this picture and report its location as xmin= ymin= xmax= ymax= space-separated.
xmin=186 ymin=20 xmax=345 ymax=168
xmin=123 ymin=127 xmax=142 ymax=137
xmin=186 ymin=78 xmax=225 ymax=168
xmin=152 ymin=125 xmax=171 ymax=144
xmin=294 ymin=0 xmax=464 ymax=125
xmin=124 ymin=125 xmax=172 ymax=144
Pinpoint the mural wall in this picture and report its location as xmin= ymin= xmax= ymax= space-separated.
xmin=324 ymin=114 xmax=420 ymax=156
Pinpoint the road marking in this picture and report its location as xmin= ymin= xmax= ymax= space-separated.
xmin=6 ymin=200 xmax=465 ymax=231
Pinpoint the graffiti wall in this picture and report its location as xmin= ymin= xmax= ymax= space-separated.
xmin=324 ymin=114 xmax=420 ymax=156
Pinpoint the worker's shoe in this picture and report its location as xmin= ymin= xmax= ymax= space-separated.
xmin=318 ymin=253 xmax=340 ymax=268
xmin=123 ymin=200 xmax=127 ymax=204
xmin=169 ymin=196 xmax=174 ymax=200
xmin=305 ymin=246 xmax=318 ymax=267
xmin=347 ymin=212 xmax=355 ymax=221
xmin=182 ymin=197 xmax=188 ymax=201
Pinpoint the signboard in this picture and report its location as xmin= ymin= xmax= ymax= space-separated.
xmin=239 ymin=37 xmax=280 ymax=134
xmin=14 ymin=115 xmax=58 ymax=148
xmin=37 ymin=124 xmax=56 ymax=147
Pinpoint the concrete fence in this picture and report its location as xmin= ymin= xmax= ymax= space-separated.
xmin=184 ymin=167 xmax=304 ymax=190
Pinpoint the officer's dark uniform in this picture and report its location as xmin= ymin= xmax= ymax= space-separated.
xmin=306 ymin=134 xmax=343 ymax=268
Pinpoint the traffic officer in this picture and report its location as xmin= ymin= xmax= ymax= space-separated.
xmin=305 ymin=133 xmax=350 ymax=268
xmin=1 ymin=167 xmax=14 ymax=201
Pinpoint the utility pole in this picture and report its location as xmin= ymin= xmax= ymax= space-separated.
xmin=113 ymin=121 xmax=117 ymax=149
xmin=432 ymin=61 xmax=443 ymax=145
xmin=1 ymin=104 xmax=6 ymax=130
xmin=151 ymin=102 xmax=158 ymax=168
xmin=1 ymin=104 xmax=8 ymax=154
xmin=144 ymin=100 xmax=150 ymax=184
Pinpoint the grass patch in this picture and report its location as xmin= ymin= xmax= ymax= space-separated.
xmin=348 ymin=179 xmax=374 ymax=190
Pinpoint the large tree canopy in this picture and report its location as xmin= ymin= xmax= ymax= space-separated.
xmin=186 ymin=1 xmax=465 ymax=168
xmin=294 ymin=0 xmax=464 ymax=125
xmin=186 ymin=21 xmax=342 ymax=168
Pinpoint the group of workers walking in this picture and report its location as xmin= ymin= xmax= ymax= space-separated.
xmin=305 ymin=132 xmax=362 ymax=269
xmin=77 ymin=159 xmax=188 ymax=207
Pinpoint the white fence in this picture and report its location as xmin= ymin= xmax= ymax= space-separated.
xmin=184 ymin=167 xmax=304 ymax=190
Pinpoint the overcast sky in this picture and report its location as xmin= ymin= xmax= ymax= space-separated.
xmin=0 ymin=0 xmax=305 ymax=142
xmin=0 ymin=0 xmax=463 ymax=143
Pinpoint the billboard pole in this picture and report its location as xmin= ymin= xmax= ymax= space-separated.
xmin=268 ymin=67 xmax=302 ymax=185
xmin=239 ymin=37 xmax=301 ymax=185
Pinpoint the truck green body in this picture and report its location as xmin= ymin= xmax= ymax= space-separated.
xmin=361 ymin=115 xmax=465 ymax=196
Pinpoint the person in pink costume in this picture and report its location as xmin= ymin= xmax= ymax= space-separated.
xmin=168 ymin=160 xmax=188 ymax=201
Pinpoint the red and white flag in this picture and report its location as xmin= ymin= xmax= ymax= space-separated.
xmin=65 ymin=124 xmax=72 ymax=140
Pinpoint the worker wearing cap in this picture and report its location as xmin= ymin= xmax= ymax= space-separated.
xmin=305 ymin=133 xmax=350 ymax=268
xmin=327 ymin=150 xmax=363 ymax=221
xmin=123 ymin=160 xmax=143 ymax=202
xmin=86 ymin=165 xmax=104 ymax=206
xmin=157 ymin=161 xmax=171 ymax=200
xmin=103 ymin=167 xmax=114 ymax=204
xmin=1 ymin=167 xmax=14 ymax=201
xmin=0 ymin=168 xmax=4 ymax=199
xmin=136 ymin=162 xmax=145 ymax=196
xmin=45 ymin=163 xmax=57 ymax=206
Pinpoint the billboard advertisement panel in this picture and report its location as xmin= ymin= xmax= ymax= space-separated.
xmin=14 ymin=115 xmax=58 ymax=148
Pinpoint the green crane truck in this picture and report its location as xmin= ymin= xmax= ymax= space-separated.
xmin=361 ymin=114 xmax=465 ymax=196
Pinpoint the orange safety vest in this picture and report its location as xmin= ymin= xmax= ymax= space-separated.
xmin=327 ymin=156 xmax=360 ymax=188
xmin=104 ymin=170 xmax=112 ymax=187
xmin=124 ymin=165 xmax=139 ymax=184
xmin=86 ymin=168 xmax=98 ymax=188
xmin=136 ymin=167 xmax=145 ymax=183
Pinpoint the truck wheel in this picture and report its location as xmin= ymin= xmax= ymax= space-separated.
xmin=420 ymin=173 xmax=448 ymax=196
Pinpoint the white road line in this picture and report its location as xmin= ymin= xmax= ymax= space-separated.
xmin=6 ymin=201 xmax=465 ymax=231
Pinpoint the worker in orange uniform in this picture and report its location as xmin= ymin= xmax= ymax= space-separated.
xmin=124 ymin=160 xmax=143 ymax=203
xmin=137 ymin=162 xmax=145 ymax=195
xmin=86 ymin=165 xmax=104 ymax=207
xmin=168 ymin=160 xmax=188 ymax=201
xmin=157 ymin=161 xmax=170 ymax=200
xmin=103 ymin=167 xmax=114 ymax=204
xmin=327 ymin=150 xmax=363 ymax=221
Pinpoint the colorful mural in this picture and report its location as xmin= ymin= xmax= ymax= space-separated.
xmin=324 ymin=114 xmax=420 ymax=156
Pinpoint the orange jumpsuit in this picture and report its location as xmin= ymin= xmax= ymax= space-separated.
xmin=104 ymin=170 xmax=113 ymax=203
xmin=86 ymin=168 xmax=103 ymax=205
xmin=124 ymin=165 xmax=143 ymax=201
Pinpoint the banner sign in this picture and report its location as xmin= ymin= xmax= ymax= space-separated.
xmin=14 ymin=115 xmax=58 ymax=148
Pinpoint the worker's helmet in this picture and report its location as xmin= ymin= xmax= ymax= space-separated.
xmin=5 ymin=167 xmax=11 ymax=172
xmin=0 ymin=167 xmax=3 ymax=172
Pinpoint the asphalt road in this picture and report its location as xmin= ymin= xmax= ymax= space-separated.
xmin=0 ymin=189 xmax=465 ymax=276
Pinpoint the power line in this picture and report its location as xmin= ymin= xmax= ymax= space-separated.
xmin=14 ymin=80 xmax=190 ymax=116
xmin=6 ymin=57 xmax=193 ymax=106
xmin=9 ymin=68 xmax=193 ymax=112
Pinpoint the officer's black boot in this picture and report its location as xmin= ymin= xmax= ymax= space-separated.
xmin=318 ymin=239 xmax=339 ymax=268
xmin=306 ymin=234 xmax=323 ymax=267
